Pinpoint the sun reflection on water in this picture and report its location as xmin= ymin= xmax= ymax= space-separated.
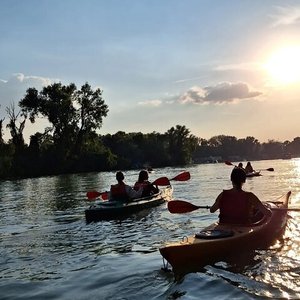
xmin=290 ymin=159 xmax=300 ymax=204
xmin=246 ymin=214 xmax=300 ymax=298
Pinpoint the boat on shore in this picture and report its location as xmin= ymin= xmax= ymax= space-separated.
xmin=85 ymin=186 xmax=173 ymax=222
xmin=159 ymin=191 xmax=291 ymax=279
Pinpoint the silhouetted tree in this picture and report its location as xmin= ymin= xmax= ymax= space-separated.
xmin=6 ymin=103 xmax=27 ymax=154
xmin=166 ymin=125 xmax=198 ymax=164
xmin=19 ymin=82 xmax=109 ymax=161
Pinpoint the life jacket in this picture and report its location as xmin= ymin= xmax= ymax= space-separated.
xmin=110 ymin=183 xmax=128 ymax=201
xmin=134 ymin=181 xmax=153 ymax=197
xmin=219 ymin=190 xmax=252 ymax=224
xmin=133 ymin=181 xmax=158 ymax=197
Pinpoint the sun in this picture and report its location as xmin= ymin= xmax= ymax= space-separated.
xmin=264 ymin=45 xmax=300 ymax=85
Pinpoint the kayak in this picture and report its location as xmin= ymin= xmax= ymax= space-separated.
xmin=159 ymin=191 xmax=291 ymax=279
xmin=85 ymin=186 xmax=173 ymax=222
xmin=246 ymin=171 xmax=261 ymax=177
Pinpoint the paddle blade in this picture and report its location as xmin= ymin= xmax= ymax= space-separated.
xmin=86 ymin=191 xmax=101 ymax=199
xmin=168 ymin=200 xmax=201 ymax=214
xmin=101 ymin=192 xmax=109 ymax=200
xmin=171 ymin=171 xmax=191 ymax=181
xmin=224 ymin=160 xmax=233 ymax=166
xmin=152 ymin=177 xmax=170 ymax=186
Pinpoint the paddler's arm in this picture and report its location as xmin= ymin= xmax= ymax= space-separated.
xmin=249 ymin=193 xmax=272 ymax=217
xmin=210 ymin=192 xmax=223 ymax=213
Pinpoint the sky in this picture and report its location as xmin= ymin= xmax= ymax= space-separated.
xmin=1 ymin=0 xmax=300 ymax=143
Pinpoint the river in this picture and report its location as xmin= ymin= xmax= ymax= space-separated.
xmin=1 ymin=159 xmax=300 ymax=299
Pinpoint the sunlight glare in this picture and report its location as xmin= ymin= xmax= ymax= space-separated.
xmin=264 ymin=46 xmax=300 ymax=85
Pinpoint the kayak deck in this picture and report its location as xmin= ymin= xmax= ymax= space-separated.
xmin=246 ymin=171 xmax=261 ymax=177
xmin=85 ymin=186 xmax=173 ymax=222
xmin=159 ymin=191 xmax=291 ymax=278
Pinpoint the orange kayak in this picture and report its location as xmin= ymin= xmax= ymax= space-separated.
xmin=159 ymin=191 xmax=291 ymax=278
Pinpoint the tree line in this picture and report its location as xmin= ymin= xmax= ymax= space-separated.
xmin=0 ymin=82 xmax=299 ymax=180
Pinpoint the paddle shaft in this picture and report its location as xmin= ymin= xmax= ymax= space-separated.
xmin=168 ymin=199 xmax=297 ymax=214
xmin=270 ymin=207 xmax=300 ymax=212
xmin=224 ymin=161 xmax=274 ymax=172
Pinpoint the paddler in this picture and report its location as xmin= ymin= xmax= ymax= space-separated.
xmin=210 ymin=167 xmax=271 ymax=224
xmin=134 ymin=170 xmax=159 ymax=197
xmin=110 ymin=171 xmax=143 ymax=202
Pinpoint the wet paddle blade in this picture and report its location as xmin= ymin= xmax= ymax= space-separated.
xmin=100 ymin=192 xmax=109 ymax=200
xmin=168 ymin=200 xmax=205 ymax=214
xmin=171 ymin=171 xmax=191 ymax=181
xmin=86 ymin=191 xmax=109 ymax=200
xmin=86 ymin=191 xmax=101 ymax=199
xmin=152 ymin=177 xmax=170 ymax=186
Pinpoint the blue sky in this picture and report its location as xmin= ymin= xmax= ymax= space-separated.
xmin=1 ymin=0 xmax=300 ymax=143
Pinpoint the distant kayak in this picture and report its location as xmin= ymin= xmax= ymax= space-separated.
xmin=246 ymin=171 xmax=261 ymax=177
xmin=159 ymin=191 xmax=291 ymax=279
xmin=85 ymin=186 xmax=173 ymax=222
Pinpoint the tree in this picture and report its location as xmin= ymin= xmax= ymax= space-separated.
xmin=74 ymin=83 xmax=109 ymax=154
xmin=166 ymin=125 xmax=198 ymax=164
xmin=0 ymin=117 xmax=4 ymax=145
xmin=19 ymin=83 xmax=77 ymax=158
xmin=238 ymin=136 xmax=260 ymax=159
xmin=19 ymin=82 xmax=109 ymax=160
xmin=6 ymin=103 xmax=27 ymax=154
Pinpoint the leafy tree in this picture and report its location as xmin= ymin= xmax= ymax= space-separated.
xmin=19 ymin=82 xmax=109 ymax=160
xmin=6 ymin=103 xmax=27 ymax=154
xmin=286 ymin=137 xmax=300 ymax=157
xmin=0 ymin=105 xmax=4 ymax=144
xmin=237 ymin=136 xmax=260 ymax=159
xmin=261 ymin=140 xmax=283 ymax=159
xmin=74 ymin=83 xmax=109 ymax=154
xmin=166 ymin=125 xmax=198 ymax=164
xmin=19 ymin=83 xmax=77 ymax=157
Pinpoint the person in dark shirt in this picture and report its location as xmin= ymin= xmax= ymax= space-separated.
xmin=210 ymin=167 xmax=270 ymax=224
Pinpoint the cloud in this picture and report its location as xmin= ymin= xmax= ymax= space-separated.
xmin=270 ymin=6 xmax=300 ymax=27
xmin=0 ymin=73 xmax=58 ymax=142
xmin=178 ymin=82 xmax=262 ymax=105
xmin=138 ymin=99 xmax=162 ymax=107
xmin=174 ymin=76 xmax=208 ymax=84
xmin=0 ymin=73 xmax=57 ymax=113
xmin=214 ymin=62 xmax=260 ymax=72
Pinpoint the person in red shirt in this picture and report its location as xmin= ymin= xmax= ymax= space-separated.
xmin=134 ymin=170 xmax=159 ymax=197
xmin=110 ymin=171 xmax=143 ymax=202
xmin=210 ymin=167 xmax=271 ymax=224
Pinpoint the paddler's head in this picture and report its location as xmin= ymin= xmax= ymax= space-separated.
xmin=138 ymin=170 xmax=149 ymax=182
xmin=231 ymin=167 xmax=246 ymax=188
xmin=116 ymin=171 xmax=125 ymax=183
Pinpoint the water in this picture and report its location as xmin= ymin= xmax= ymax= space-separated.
xmin=1 ymin=159 xmax=300 ymax=299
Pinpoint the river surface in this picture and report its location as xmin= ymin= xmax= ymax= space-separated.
xmin=1 ymin=159 xmax=300 ymax=299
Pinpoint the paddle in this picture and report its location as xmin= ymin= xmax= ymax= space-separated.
xmin=170 ymin=171 xmax=191 ymax=181
xmin=152 ymin=171 xmax=191 ymax=186
xmin=270 ymin=207 xmax=300 ymax=212
xmin=168 ymin=200 xmax=210 ymax=214
xmin=168 ymin=199 xmax=300 ymax=214
xmin=86 ymin=191 xmax=109 ymax=200
xmin=224 ymin=161 xmax=274 ymax=172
